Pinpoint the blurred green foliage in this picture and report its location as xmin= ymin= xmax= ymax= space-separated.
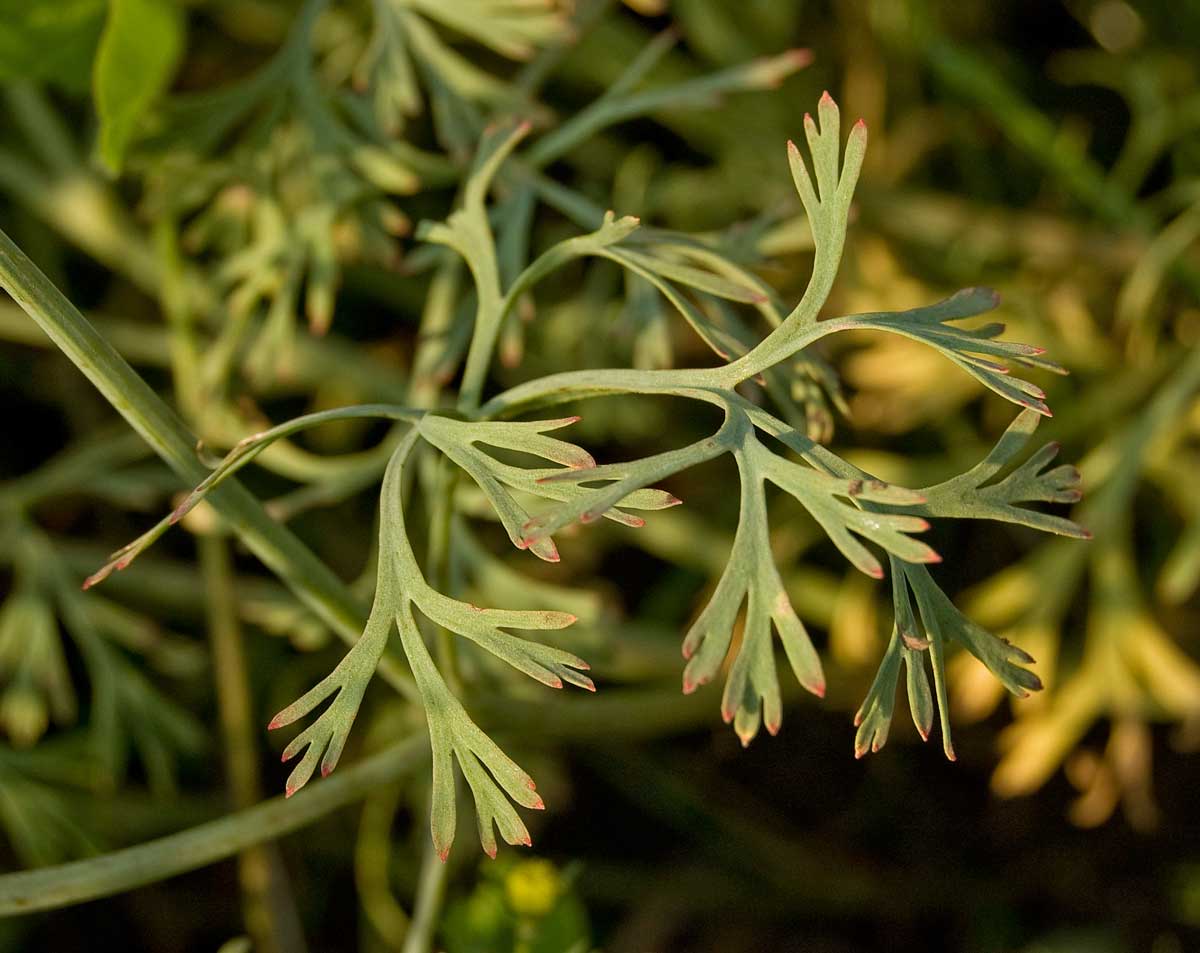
xmin=0 ymin=1 xmax=1198 ymax=952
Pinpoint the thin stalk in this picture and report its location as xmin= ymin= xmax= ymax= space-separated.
xmin=0 ymin=734 xmax=428 ymax=916
xmin=400 ymin=838 xmax=452 ymax=953
xmin=0 ymin=227 xmax=418 ymax=702
xmin=201 ymin=534 xmax=308 ymax=953
xmin=476 ymin=312 xmax=854 ymax=419
xmin=354 ymin=784 xmax=411 ymax=947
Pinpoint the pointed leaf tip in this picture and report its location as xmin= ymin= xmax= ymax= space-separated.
xmin=531 ymin=796 xmax=545 ymax=810
xmin=437 ymin=847 xmax=450 ymax=863
xmin=820 ymin=89 xmax=833 ymax=103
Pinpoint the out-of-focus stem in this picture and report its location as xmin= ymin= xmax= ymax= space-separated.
xmin=0 ymin=734 xmax=428 ymax=915
xmin=201 ymin=534 xmax=308 ymax=953
xmin=354 ymin=784 xmax=411 ymax=948
xmin=400 ymin=837 xmax=451 ymax=953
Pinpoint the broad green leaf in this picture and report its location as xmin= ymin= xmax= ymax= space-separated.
xmin=92 ymin=0 xmax=184 ymax=174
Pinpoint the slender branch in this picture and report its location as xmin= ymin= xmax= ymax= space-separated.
xmin=400 ymin=837 xmax=452 ymax=953
xmin=201 ymin=534 xmax=308 ymax=953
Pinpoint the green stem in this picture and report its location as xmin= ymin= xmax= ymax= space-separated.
xmin=477 ymin=314 xmax=857 ymax=419
xmin=201 ymin=534 xmax=308 ymax=953
xmin=0 ymin=227 xmax=417 ymax=702
xmin=0 ymin=735 xmax=428 ymax=916
xmin=400 ymin=838 xmax=452 ymax=953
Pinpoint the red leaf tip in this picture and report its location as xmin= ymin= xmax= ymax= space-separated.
xmin=812 ymin=681 xmax=826 ymax=699
xmin=531 ymin=796 xmax=545 ymax=810
xmin=437 ymin=847 xmax=451 ymax=863
xmin=268 ymin=715 xmax=285 ymax=730
xmin=819 ymin=89 xmax=834 ymax=104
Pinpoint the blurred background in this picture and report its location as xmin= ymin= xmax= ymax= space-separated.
xmin=1 ymin=1 xmax=1199 ymax=951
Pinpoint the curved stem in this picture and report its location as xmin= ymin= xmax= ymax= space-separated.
xmin=0 ymin=734 xmax=428 ymax=916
